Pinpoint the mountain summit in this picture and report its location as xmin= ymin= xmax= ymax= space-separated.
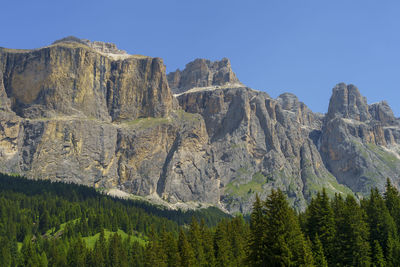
xmin=167 ymin=58 xmax=243 ymax=94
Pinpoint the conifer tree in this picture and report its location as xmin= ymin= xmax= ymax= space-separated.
xmin=92 ymin=238 xmax=106 ymax=267
xmin=312 ymin=235 xmax=328 ymax=267
xmin=178 ymin=228 xmax=195 ymax=267
xmin=200 ymin=219 xmax=216 ymax=267
xmin=21 ymin=235 xmax=41 ymax=267
xmin=229 ymin=216 xmax=247 ymax=266
xmin=39 ymin=209 xmax=50 ymax=234
xmin=188 ymin=219 xmax=206 ymax=266
xmin=67 ymin=236 xmax=87 ymax=267
xmin=386 ymin=233 xmax=400 ymax=267
xmin=144 ymin=227 xmax=167 ymax=267
xmin=334 ymin=195 xmax=371 ymax=266
xmin=262 ymin=189 xmax=312 ymax=266
xmin=384 ymin=178 xmax=400 ymax=232
xmin=214 ymin=221 xmax=233 ymax=267
xmin=0 ymin=237 xmax=11 ymax=267
xmin=372 ymin=240 xmax=386 ymax=267
xmin=131 ymin=241 xmax=145 ymax=267
xmin=39 ymin=251 xmax=48 ymax=267
xmin=161 ymin=228 xmax=180 ymax=267
xmin=364 ymin=188 xmax=398 ymax=258
xmin=247 ymin=193 xmax=265 ymax=266
xmin=108 ymin=233 xmax=128 ymax=267
xmin=305 ymin=189 xmax=335 ymax=261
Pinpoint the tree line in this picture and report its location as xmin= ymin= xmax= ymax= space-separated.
xmin=131 ymin=179 xmax=400 ymax=267
xmin=1 ymin=173 xmax=400 ymax=266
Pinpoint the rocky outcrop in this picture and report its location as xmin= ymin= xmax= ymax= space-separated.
xmin=320 ymin=83 xmax=400 ymax=195
xmin=167 ymin=58 xmax=242 ymax=94
xmin=0 ymin=38 xmax=399 ymax=214
xmin=177 ymin=86 xmax=352 ymax=212
xmin=326 ymin=83 xmax=371 ymax=122
xmin=369 ymin=101 xmax=397 ymax=126
xmin=0 ymin=38 xmax=173 ymax=121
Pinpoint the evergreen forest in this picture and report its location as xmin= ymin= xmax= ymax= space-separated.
xmin=1 ymin=173 xmax=400 ymax=266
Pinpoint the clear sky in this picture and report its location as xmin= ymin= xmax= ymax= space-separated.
xmin=1 ymin=0 xmax=400 ymax=115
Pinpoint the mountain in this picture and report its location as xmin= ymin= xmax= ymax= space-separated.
xmin=0 ymin=37 xmax=399 ymax=213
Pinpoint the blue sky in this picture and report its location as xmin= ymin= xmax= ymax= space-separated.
xmin=2 ymin=0 xmax=400 ymax=115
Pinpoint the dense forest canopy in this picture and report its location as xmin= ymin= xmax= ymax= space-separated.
xmin=1 ymin=173 xmax=400 ymax=266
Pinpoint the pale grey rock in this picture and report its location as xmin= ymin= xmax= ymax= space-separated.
xmin=369 ymin=101 xmax=397 ymax=126
xmin=177 ymin=87 xmax=351 ymax=213
xmin=326 ymin=83 xmax=371 ymax=122
xmin=167 ymin=58 xmax=242 ymax=94
xmin=0 ymin=40 xmax=173 ymax=122
xmin=320 ymin=83 xmax=400 ymax=195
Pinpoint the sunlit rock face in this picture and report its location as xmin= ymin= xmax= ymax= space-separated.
xmin=0 ymin=38 xmax=173 ymax=121
xmin=167 ymin=58 xmax=243 ymax=94
xmin=0 ymin=37 xmax=399 ymax=214
xmin=320 ymin=83 xmax=400 ymax=195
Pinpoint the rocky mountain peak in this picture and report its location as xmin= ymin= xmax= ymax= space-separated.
xmin=277 ymin=92 xmax=320 ymax=127
xmin=369 ymin=101 xmax=397 ymax=125
xmin=326 ymin=83 xmax=371 ymax=122
xmin=277 ymin=93 xmax=301 ymax=111
xmin=52 ymin=36 xmax=128 ymax=55
xmin=167 ymin=58 xmax=243 ymax=94
xmin=81 ymin=39 xmax=127 ymax=55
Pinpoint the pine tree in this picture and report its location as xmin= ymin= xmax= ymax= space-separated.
xmin=144 ymin=227 xmax=167 ymax=267
xmin=21 ymin=235 xmax=41 ymax=267
xmin=305 ymin=189 xmax=335 ymax=262
xmin=300 ymin=237 xmax=315 ymax=267
xmin=67 ymin=236 xmax=87 ymax=267
xmin=92 ymin=238 xmax=106 ymax=267
xmin=0 ymin=237 xmax=11 ymax=267
xmin=386 ymin=233 xmax=400 ymax=267
xmin=334 ymin=195 xmax=371 ymax=266
xmin=372 ymin=240 xmax=386 ymax=267
xmin=178 ymin=229 xmax=195 ymax=267
xmin=108 ymin=233 xmax=128 ymax=267
xmin=199 ymin=219 xmax=216 ymax=267
xmin=262 ymin=189 xmax=312 ymax=266
xmin=131 ymin=241 xmax=145 ymax=267
xmin=246 ymin=193 xmax=265 ymax=266
xmin=39 ymin=251 xmax=48 ymax=267
xmin=214 ymin=221 xmax=233 ymax=267
xmin=364 ymin=188 xmax=398 ymax=258
xmin=39 ymin=210 xmax=50 ymax=234
xmin=161 ymin=228 xmax=180 ymax=267
xmin=384 ymin=178 xmax=400 ymax=232
xmin=378 ymin=184 xmax=400 ymax=267
xmin=188 ymin=219 xmax=206 ymax=266
xmin=47 ymin=239 xmax=67 ymax=267
xmin=229 ymin=216 xmax=247 ymax=266
xmin=312 ymin=235 xmax=328 ymax=267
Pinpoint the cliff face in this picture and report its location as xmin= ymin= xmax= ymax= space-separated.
xmin=0 ymin=38 xmax=399 ymax=214
xmin=0 ymin=40 xmax=173 ymax=121
xmin=167 ymin=58 xmax=242 ymax=94
xmin=320 ymin=83 xmax=400 ymax=195
xmin=177 ymin=86 xmax=351 ymax=212
xmin=0 ymin=38 xmax=219 ymax=209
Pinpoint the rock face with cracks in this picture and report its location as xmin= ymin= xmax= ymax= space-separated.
xmin=0 ymin=37 xmax=399 ymax=214
xmin=167 ymin=58 xmax=242 ymax=94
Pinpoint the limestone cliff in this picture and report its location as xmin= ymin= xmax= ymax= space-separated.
xmin=167 ymin=58 xmax=242 ymax=94
xmin=0 ymin=38 xmax=173 ymax=121
xmin=177 ymin=86 xmax=351 ymax=212
xmin=320 ymin=83 xmax=400 ymax=195
xmin=0 ymin=38 xmax=399 ymax=214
